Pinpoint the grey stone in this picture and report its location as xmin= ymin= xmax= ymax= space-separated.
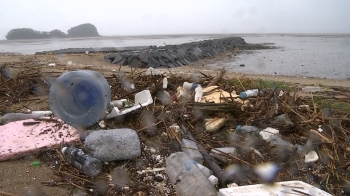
xmin=85 ymin=128 xmax=141 ymax=161
xmin=159 ymin=58 xmax=166 ymax=67
xmin=140 ymin=53 xmax=149 ymax=63
xmin=175 ymin=60 xmax=183 ymax=66
xmin=128 ymin=57 xmax=140 ymax=67
xmin=167 ymin=63 xmax=175 ymax=68
xmin=112 ymin=54 xmax=124 ymax=64
xmin=181 ymin=138 xmax=203 ymax=164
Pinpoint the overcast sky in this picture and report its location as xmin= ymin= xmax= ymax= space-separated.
xmin=1 ymin=0 xmax=350 ymax=39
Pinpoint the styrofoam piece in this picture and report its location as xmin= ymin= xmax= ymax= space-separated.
xmin=145 ymin=67 xmax=162 ymax=75
xmin=106 ymin=90 xmax=153 ymax=118
xmin=0 ymin=118 xmax=79 ymax=161
xmin=305 ymin=151 xmax=319 ymax=163
xmin=219 ymin=180 xmax=332 ymax=196
xmin=259 ymin=127 xmax=293 ymax=147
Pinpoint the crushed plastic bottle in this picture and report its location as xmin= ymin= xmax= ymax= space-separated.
xmin=61 ymin=146 xmax=102 ymax=177
xmin=236 ymin=125 xmax=259 ymax=134
xmin=239 ymin=89 xmax=259 ymax=98
xmin=166 ymin=152 xmax=217 ymax=196
xmin=183 ymin=82 xmax=199 ymax=91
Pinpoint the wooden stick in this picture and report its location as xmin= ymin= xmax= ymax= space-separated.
xmin=0 ymin=191 xmax=18 ymax=196
xmin=206 ymin=69 xmax=226 ymax=87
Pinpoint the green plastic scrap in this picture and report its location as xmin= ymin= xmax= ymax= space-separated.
xmin=32 ymin=161 xmax=41 ymax=167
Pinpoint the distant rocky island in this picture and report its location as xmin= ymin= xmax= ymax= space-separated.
xmin=5 ymin=23 xmax=99 ymax=40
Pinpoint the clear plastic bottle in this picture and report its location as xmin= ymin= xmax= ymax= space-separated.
xmin=61 ymin=146 xmax=102 ymax=177
xmin=0 ymin=112 xmax=51 ymax=124
xmin=236 ymin=125 xmax=259 ymax=134
xmin=239 ymin=89 xmax=259 ymax=98
xmin=166 ymin=152 xmax=217 ymax=196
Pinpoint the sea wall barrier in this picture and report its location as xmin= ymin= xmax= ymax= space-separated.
xmin=104 ymin=37 xmax=269 ymax=68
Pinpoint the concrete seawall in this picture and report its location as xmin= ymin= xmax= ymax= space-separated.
xmin=104 ymin=37 xmax=269 ymax=68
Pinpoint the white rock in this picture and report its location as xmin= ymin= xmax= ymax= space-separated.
xmin=305 ymin=151 xmax=319 ymax=163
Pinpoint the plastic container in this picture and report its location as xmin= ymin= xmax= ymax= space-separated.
xmin=49 ymin=70 xmax=111 ymax=127
xmin=239 ymin=89 xmax=258 ymax=99
xmin=166 ymin=152 xmax=217 ymax=196
xmin=61 ymin=146 xmax=102 ymax=177
xmin=236 ymin=125 xmax=259 ymax=134
xmin=194 ymin=85 xmax=203 ymax=102
xmin=0 ymin=112 xmax=52 ymax=124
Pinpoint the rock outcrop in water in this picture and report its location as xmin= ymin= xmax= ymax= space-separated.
xmin=5 ymin=23 xmax=99 ymax=40
xmin=103 ymin=37 xmax=267 ymax=68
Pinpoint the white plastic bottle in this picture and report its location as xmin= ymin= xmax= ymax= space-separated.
xmin=194 ymin=85 xmax=203 ymax=102
xmin=239 ymin=89 xmax=259 ymax=98
xmin=166 ymin=152 xmax=217 ymax=196
xmin=162 ymin=77 xmax=168 ymax=89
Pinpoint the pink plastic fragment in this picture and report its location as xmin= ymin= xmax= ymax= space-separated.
xmin=0 ymin=118 xmax=80 ymax=161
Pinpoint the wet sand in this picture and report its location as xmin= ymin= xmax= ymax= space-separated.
xmin=204 ymin=34 xmax=350 ymax=79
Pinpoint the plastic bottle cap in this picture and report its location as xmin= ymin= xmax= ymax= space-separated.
xmin=191 ymin=83 xmax=199 ymax=90
xmin=236 ymin=125 xmax=242 ymax=131
xmin=239 ymin=92 xmax=247 ymax=98
xmin=61 ymin=147 xmax=67 ymax=154
xmin=32 ymin=161 xmax=41 ymax=167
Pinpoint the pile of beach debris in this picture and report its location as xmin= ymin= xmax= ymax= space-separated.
xmin=1 ymin=66 xmax=349 ymax=196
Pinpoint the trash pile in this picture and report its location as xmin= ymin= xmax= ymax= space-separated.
xmin=1 ymin=65 xmax=349 ymax=196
